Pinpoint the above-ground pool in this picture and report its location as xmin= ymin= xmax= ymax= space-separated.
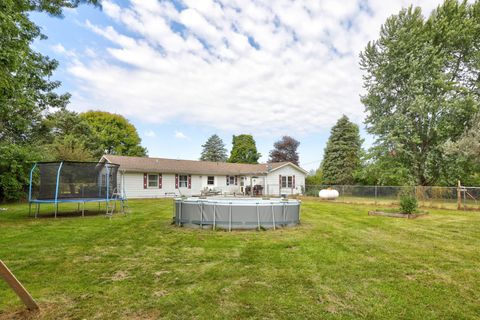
xmin=174 ymin=197 xmax=301 ymax=231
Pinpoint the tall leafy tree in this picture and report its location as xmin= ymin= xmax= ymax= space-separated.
xmin=305 ymin=169 xmax=323 ymax=186
xmin=321 ymin=116 xmax=362 ymax=185
xmin=445 ymin=112 xmax=480 ymax=160
xmin=0 ymin=0 xmax=99 ymax=144
xmin=228 ymin=134 xmax=261 ymax=164
xmin=0 ymin=0 xmax=98 ymax=201
xmin=40 ymin=109 xmax=100 ymax=161
xmin=200 ymin=134 xmax=228 ymax=162
xmin=443 ymin=112 xmax=480 ymax=185
xmin=80 ymin=111 xmax=148 ymax=158
xmin=268 ymin=136 xmax=300 ymax=165
xmin=360 ymin=0 xmax=480 ymax=185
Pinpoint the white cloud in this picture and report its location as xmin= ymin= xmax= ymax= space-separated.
xmin=67 ymin=0 xmax=446 ymax=135
xmin=52 ymin=43 xmax=77 ymax=57
xmin=144 ymin=130 xmax=156 ymax=137
xmin=175 ymin=131 xmax=187 ymax=139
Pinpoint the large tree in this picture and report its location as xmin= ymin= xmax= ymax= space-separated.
xmin=360 ymin=0 xmax=480 ymax=185
xmin=268 ymin=136 xmax=300 ymax=165
xmin=445 ymin=112 xmax=480 ymax=160
xmin=0 ymin=0 xmax=98 ymax=201
xmin=200 ymin=134 xmax=228 ymax=162
xmin=40 ymin=109 xmax=101 ymax=161
xmin=228 ymin=134 xmax=261 ymax=164
xmin=321 ymin=116 xmax=362 ymax=185
xmin=80 ymin=111 xmax=148 ymax=157
xmin=0 ymin=0 xmax=99 ymax=144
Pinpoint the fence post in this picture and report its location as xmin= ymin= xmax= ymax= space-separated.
xmin=457 ymin=180 xmax=462 ymax=210
xmin=374 ymin=185 xmax=378 ymax=206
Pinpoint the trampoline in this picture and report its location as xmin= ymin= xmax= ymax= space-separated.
xmin=28 ymin=161 xmax=125 ymax=218
xmin=174 ymin=197 xmax=301 ymax=231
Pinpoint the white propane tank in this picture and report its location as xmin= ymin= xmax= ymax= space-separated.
xmin=319 ymin=189 xmax=339 ymax=200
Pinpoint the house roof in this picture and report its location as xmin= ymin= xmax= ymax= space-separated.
xmin=101 ymin=155 xmax=307 ymax=175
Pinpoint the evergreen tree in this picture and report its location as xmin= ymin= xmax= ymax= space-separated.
xmin=268 ymin=136 xmax=300 ymax=165
xmin=321 ymin=116 xmax=362 ymax=185
xmin=200 ymin=134 xmax=228 ymax=162
xmin=228 ymin=134 xmax=261 ymax=164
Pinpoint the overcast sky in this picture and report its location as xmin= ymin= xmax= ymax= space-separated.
xmin=31 ymin=0 xmax=445 ymax=170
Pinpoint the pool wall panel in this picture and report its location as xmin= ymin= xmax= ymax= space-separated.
xmin=174 ymin=198 xmax=300 ymax=230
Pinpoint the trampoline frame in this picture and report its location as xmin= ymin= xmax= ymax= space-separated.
xmin=28 ymin=161 xmax=125 ymax=218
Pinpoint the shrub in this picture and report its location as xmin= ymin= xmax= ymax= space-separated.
xmin=400 ymin=193 xmax=418 ymax=214
xmin=0 ymin=144 xmax=43 ymax=202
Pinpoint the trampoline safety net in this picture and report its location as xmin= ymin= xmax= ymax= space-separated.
xmin=30 ymin=161 xmax=120 ymax=201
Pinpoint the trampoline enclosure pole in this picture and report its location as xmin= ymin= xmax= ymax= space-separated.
xmin=54 ymin=161 xmax=64 ymax=218
xmin=28 ymin=163 xmax=37 ymax=217
xmin=106 ymin=165 xmax=110 ymax=214
xmin=28 ymin=163 xmax=37 ymax=203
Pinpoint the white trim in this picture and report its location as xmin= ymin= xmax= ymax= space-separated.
xmin=178 ymin=174 xmax=188 ymax=188
xmin=207 ymin=175 xmax=215 ymax=186
xmin=147 ymin=173 xmax=159 ymax=188
xmin=269 ymin=162 xmax=308 ymax=174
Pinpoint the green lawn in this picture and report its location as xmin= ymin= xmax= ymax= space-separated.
xmin=1 ymin=199 xmax=479 ymax=319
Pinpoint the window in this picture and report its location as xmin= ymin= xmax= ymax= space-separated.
xmin=148 ymin=174 xmax=158 ymax=188
xmin=228 ymin=176 xmax=235 ymax=185
xmin=207 ymin=176 xmax=215 ymax=185
xmin=179 ymin=175 xmax=188 ymax=188
xmin=288 ymin=176 xmax=293 ymax=188
xmin=281 ymin=176 xmax=293 ymax=188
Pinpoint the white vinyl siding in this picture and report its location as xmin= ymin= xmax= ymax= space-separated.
xmin=117 ymin=164 xmax=305 ymax=198
xmin=265 ymin=165 xmax=306 ymax=196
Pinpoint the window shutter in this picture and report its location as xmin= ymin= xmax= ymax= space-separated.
xmin=175 ymin=174 xmax=178 ymax=189
xmin=292 ymin=175 xmax=296 ymax=188
xmin=188 ymin=175 xmax=191 ymax=189
xmin=159 ymin=174 xmax=162 ymax=189
xmin=143 ymin=173 xmax=147 ymax=189
xmin=234 ymin=176 xmax=237 ymax=185
xmin=279 ymin=175 xmax=282 ymax=188
xmin=226 ymin=175 xmax=230 ymax=186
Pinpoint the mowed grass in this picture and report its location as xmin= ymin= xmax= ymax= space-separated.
xmin=1 ymin=199 xmax=480 ymax=319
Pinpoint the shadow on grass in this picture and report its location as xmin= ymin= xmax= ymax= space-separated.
xmin=30 ymin=210 xmax=118 ymax=219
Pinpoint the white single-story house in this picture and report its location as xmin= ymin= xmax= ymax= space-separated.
xmin=101 ymin=155 xmax=308 ymax=199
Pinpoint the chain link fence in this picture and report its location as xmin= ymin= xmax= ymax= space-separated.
xmin=305 ymin=185 xmax=480 ymax=211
